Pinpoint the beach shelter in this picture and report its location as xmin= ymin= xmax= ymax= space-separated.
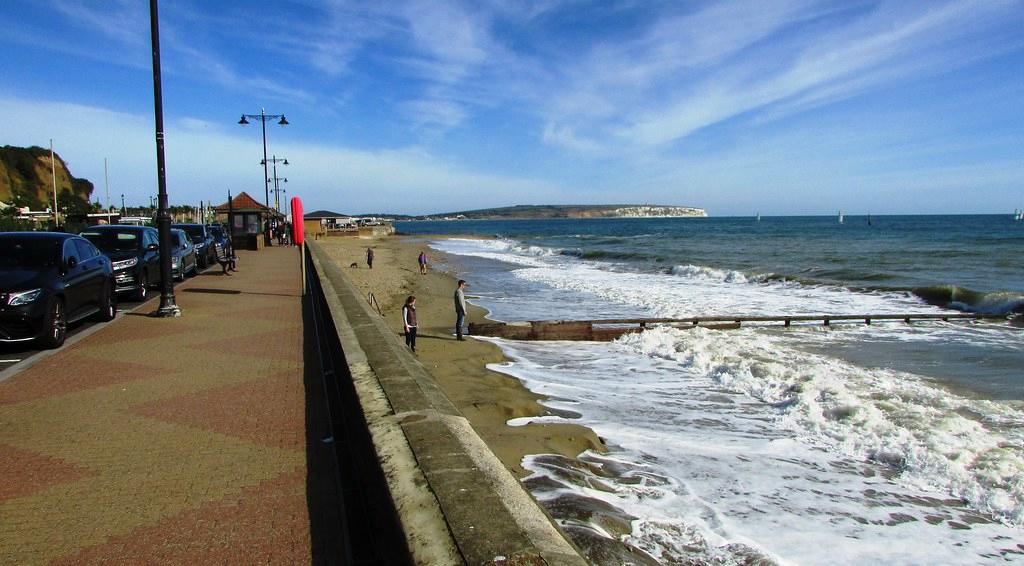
xmin=213 ymin=191 xmax=283 ymax=250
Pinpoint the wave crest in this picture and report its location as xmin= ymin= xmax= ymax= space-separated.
xmin=913 ymin=285 xmax=1024 ymax=315
xmin=670 ymin=264 xmax=751 ymax=284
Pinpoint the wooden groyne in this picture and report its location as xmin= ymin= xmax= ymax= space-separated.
xmin=468 ymin=313 xmax=1013 ymax=341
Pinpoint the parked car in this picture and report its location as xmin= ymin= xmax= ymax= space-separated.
xmin=172 ymin=223 xmax=215 ymax=268
xmin=80 ymin=225 xmax=162 ymax=301
xmin=0 ymin=232 xmax=116 ymax=349
xmin=207 ymin=224 xmax=232 ymax=254
xmin=170 ymin=228 xmax=198 ymax=280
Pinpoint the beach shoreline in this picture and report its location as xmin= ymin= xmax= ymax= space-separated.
xmin=316 ymin=234 xmax=605 ymax=477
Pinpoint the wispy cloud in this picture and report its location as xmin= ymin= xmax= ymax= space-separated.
xmin=540 ymin=0 xmax=1023 ymax=150
xmin=53 ymin=0 xmax=149 ymax=48
xmin=0 ymin=94 xmax=564 ymax=214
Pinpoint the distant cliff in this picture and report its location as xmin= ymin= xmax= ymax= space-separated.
xmin=0 ymin=145 xmax=94 ymax=212
xmin=431 ymin=204 xmax=707 ymax=220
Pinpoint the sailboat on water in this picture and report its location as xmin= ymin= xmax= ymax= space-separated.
xmin=838 ymin=211 xmax=844 ymax=224
xmin=756 ymin=212 xmax=761 ymax=222
xmin=1015 ymin=208 xmax=1023 ymax=221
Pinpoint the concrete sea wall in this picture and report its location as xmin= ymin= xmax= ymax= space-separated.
xmin=307 ymin=242 xmax=587 ymax=565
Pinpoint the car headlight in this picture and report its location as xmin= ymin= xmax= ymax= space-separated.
xmin=112 ymin=257 xmax=139 ymax=270
xmin=8 ymin=288 xmax=43 ymax=306
xmin=195 ymin=242 xmax=205 ymax=249
xmin=172 ymin=257 xmax=180 ymax=267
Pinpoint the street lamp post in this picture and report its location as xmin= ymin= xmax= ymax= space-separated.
xmin=238 ymin=109 xmax=288 ymax=209
xmin=121 ymin=194 xmax=126 ymax=216
xmin=148 ymin=0 xmax=180 ymax=317
xmin=266 ymin=155 xmax=288 ymax=211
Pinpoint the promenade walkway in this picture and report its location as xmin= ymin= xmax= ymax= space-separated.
xmin=0 ymin=246 xmax=326 ymax=564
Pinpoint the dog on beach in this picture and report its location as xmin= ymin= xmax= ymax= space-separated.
xmin=350 ymin=262 xmax=359 ymax=268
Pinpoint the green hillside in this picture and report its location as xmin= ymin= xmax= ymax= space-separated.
xmin=0 ymin=145 xmax=94 ymax=213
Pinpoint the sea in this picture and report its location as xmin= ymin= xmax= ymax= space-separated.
xmin=396 ymin=215 xmax=1024 ymax=565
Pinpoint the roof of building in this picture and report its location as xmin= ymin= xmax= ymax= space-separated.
xmin=213 ymin=191 xmax=281 ymax=215
xmin=304 ymin=209 xmax=351 ymax=219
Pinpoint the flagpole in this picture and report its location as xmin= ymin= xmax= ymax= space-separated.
xmin=50 ymin=139 xmax=59 ymax=228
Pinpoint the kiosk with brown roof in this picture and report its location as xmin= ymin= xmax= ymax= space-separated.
xmin=213 ymin=191 xmax=284 ymax=250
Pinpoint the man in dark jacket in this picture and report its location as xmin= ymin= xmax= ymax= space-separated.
xmin=454 ymin=279 xmax=467 ymax=341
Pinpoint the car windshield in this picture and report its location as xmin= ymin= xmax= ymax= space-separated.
xmin=177 ymin=225 xmax=205 ymax=242
xmin=80 ymin=230 xmax=141 ymax=252
xmin=0 ymin=237 xmax=61 ymax=269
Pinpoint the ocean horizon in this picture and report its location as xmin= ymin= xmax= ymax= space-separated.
xmin=399 ymin=215 xmax=1023 ymax=564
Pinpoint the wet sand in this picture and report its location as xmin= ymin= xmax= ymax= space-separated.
xmin=316 ymin=234 xmax=605 ymax=477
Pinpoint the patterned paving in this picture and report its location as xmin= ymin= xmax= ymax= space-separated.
xmin=0 ymin=246 xmax=310 ymax=564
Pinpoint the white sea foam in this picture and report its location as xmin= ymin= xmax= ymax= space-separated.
xmin=669 ymin=263 xmax=752 ymax=283
xmin=432 ymin=237 xmax=1024 ymax=563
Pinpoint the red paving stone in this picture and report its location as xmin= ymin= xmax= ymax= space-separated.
xmin=53 ymin=470 xmax=311 ymax=566
xmin=0 ymin=357 xmax=169 ymax=406
xmin=131 ymin=370 xmax=306 ymax=451
xmin=0 ymin=444 xmax=95 ymax=502
xmin=0 ymin=247 xmax=311 ymax=564
xmin=195 ymin=327 xmax=300 ymax=360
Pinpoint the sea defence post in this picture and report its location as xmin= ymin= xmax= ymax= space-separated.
xmin=305 ymin=242 xmax=587 ymax=565
xmin=469 ymin=313 xmax=1011 ymax=341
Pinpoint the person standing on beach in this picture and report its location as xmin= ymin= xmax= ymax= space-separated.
xmin=454 ymin=279 xmax=467 ymax=341
xmin=402 ymin=295 xmax=417 ymax=352
xmin=366 ymin=247 xmax=374 ymax=269
xmin=418 ymin=251 xmax=429 ymax=274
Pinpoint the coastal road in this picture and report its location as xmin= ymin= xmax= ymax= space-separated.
xmin=0 ymin=294 xmax=156 ymax=377
xmin=0 ymin=265 xmax=215 ymax=378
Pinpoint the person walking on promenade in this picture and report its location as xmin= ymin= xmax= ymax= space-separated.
xmin=454 ymin=279 xmax=467 ymax=341
xmin=402 ymin=295 xmax=417 ymax=352
xmin=418 ymin=251 xmax=429 ymax=274
xmin=366 ymin=246 xmax=374 ymax=269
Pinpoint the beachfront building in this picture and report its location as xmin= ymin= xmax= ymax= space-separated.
xmin=213 ymin=191 xmax=284 ymax=250
xmin=304 ymin=210 xmax=357 ymax=238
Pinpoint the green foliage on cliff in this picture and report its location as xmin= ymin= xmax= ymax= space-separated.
xmin=0 ymin=145 xmax=94 ymax=212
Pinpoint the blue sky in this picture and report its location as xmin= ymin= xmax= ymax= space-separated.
xmin=2 ymin=0 xmax=1023 ymax=216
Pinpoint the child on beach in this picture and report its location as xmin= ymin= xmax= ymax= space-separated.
xmin=418 ymin=251 xmax=429 ymax=274
xmin=366 ymin=247 xmax=374 ymax=269
xmin=402 ymin=295 xmax=417 ymax=352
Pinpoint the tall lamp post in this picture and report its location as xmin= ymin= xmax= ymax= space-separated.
xmin=148 ymin=0 xmax=179 ymax=317
xmin=238 ymin=109 xmax=288 ymax=209
xmin=266 ymin=155 xmax=288 ymax=211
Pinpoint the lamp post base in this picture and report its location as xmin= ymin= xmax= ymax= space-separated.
xmin=151 ymin=296 xmax=182 ymax=318
xmin=152 ymin=305 xmax=182 ymax=317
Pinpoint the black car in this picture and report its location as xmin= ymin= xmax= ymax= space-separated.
xmin=172 ymin=223 xmax=215 ymax=268
xmin=0 ymin=232 xmax=117 ymax=349
xmin=170 ymin=228 xmax=198 ymax=280
xmin=207 ymin=224 xmax=232 ymax=254
xmin=80 ymin=225 xmax=162 ymax=301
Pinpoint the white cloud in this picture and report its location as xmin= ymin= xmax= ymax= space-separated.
xmin=404 ymin=98 xmax=467 ymax=131
xmin=541 ymin=122 xmax=604 ymax=154
xmin=0 ymin=94 xmax=563 ymax=214
xmin=542 ymin=0 xmax=1023 ymax=149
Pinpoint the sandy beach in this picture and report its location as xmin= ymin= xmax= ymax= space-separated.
xmin=316 ymin=234 xmax=605 ymax=477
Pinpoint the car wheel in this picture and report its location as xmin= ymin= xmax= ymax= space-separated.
xmin=134 ymin=272 xmax=148 ymax=302
xmin=96 ymin=281 xmax=117 ymax=321
xmin=39 ymin=297 xmax=67 ymax=349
